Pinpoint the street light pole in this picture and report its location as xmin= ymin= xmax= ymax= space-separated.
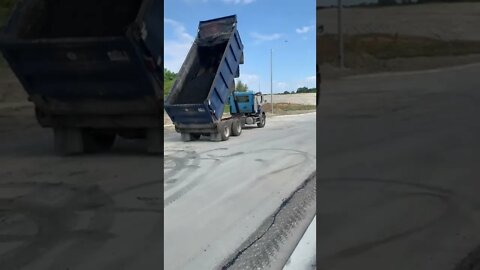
xmin=270 ymin=48 xmax=273 ymax=114
xmin=338 ymin=0 xmax=345 ymax=69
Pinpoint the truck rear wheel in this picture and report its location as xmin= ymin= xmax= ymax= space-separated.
xmin=83 ymin=130 xmax=116 ymax=153
xmin=181 ymin=133 xmax=193 ymax=142
xmin=146 ymin=128 xmax=163 ymax=154
xmin=220 ymin=123 xmax=231 ymax=141
xmin=257 ymin=113 xmax=266 ymax=128
xmin=191 ymin=134 xmax=201 ymax=140
xmin=54 ymin=127 xmax=84 ymax=155
xmin=231 ymin=119 xmax=242 ymax=136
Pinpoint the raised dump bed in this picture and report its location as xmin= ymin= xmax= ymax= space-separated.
xmin=165 ymin=15 xmax=267 ymax=142
xmin=0 ymin=0 xmax=164 ymax=154
xmin=164 ymin=15 xmax=244 ymax=125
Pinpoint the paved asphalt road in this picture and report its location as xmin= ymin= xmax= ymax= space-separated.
xmin=317 ymin=63 xmax=480 ymax=270
xmin=0 ymin=109 xmax=163 ymax=270
xmin=0 ymin=108 xmax=315 ymax=270
xmin=164 ymin=113 xmax=316 ymax=270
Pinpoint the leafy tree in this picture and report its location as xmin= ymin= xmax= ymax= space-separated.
xmin=0 ymin=0 xmax=16 ymax=9
xmin=164 ymin=68 xmax=177 ymax=96
xmin=378 ymin=0 xmax=398 ymax=5
xmin=164 ymin=68 xmax=176 ymax=81
xmin=236 ymin=80 xmax=248 ymax=92
xmin=296 ymin=87 xmax=317 ymax=94
xmin=283 ymin=91 xmax=290 ymax=95
xmin=296 ymin=87 xmax=309 ymax=93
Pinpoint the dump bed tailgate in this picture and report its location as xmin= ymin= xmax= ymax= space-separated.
xmin=1 ymin=37 xmax=159 ymax=100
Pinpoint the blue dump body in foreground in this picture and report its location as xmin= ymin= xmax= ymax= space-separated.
xmin=164 ymin=15 xmax=244 ymax=125
xmin=0 ymin=0 xmax=165 ymax=154
xmin=0 ymin=0 xmax=163 ymax=122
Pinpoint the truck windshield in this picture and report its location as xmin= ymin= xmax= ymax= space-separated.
xmin=236 ymin=96 xmax=249 ymax=103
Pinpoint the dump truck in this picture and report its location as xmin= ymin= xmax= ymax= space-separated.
xmin=164 ymin=15 xmax=266 ymax=142
xmin=0 ymin=0 xmax=163 ymax=154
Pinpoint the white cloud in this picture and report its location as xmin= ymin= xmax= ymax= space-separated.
xmin=250 ymin=32 xmax=284 ymax=44
xmin=164 ymin=18 xmax=195 ymax=72
xmin=164 ymin=18 xmax=194 ymax=42
xmin=305 ymin=75 xmax=316 ymax=83
xmin=296 ymin=25 xmax=314 ymax=34
xmin=275 ymin=82 xmax=288 ymax=90
xmin=223 ymin=0 xmax=255 ymax=4
xmin=184 ymin=0 xmax=254 ymax=3
xmin=296 ymin=75 xmax=316 ymax=89
xmin=183 ymin=0 xmax=209 ymax=3
xmin=236 ymin=74 xmax=260 ymax=90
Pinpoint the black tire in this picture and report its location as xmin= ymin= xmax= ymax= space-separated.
xmin=83 ymin=130 xmax=116 ymax=153
xmin=231 ymin=120 xmax=242 ymax=136
xmin=220 ymin=123 xmax=231 ymax=141
xmin=53 ymin=128 xmax=84 ymax=156
xmin=257 ymin=113 xmax=266 ymax=128
xmin=146 ymin=128 xmax=163 ymax=154
xmin=181 ymin=133 xmax=193 ymax=142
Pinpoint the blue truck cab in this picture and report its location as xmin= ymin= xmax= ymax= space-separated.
xmin=229 ymin=91 xmax=266 ymax=128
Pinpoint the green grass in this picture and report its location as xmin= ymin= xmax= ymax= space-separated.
xmin=164 ymin=78 xmax=174 ymax=97
xmin=318 ymin=33 xmax=480 ymax=67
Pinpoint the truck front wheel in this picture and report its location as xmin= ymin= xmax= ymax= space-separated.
xmin=231 ymin=119 xmax=242 ymax=136
xmin=257 ymin=113 xmax=266 ymax=128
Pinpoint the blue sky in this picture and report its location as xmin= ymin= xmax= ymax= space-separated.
xmin=319 ymin=0 xmax=419 ymax=6
xmin=165 ymin=0 xmax=316 ymax=93
xmin=319 ymin=0 xmax=377 ymax=6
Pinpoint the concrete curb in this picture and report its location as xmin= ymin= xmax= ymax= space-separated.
xmin=283 ymin=216 xmax=316 ymax=270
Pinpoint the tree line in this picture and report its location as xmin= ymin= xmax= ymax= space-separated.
xmin=164 ymin=69 xmax=315 ymax=96
xmin=376 ymin=0 xmax=480 ymax=6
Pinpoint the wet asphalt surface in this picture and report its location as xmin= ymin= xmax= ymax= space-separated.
xmin=317 ymin=64 xmax=480 ymax=270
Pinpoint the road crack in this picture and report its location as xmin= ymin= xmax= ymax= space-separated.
xmin=221 ymin=171 xmax=316 ymax=270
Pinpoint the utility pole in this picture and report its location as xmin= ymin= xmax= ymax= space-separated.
xmin=270 ymin=48 xmax=273 ymax=114
xmin=338 ymin=0 xmax=345 ymax=69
